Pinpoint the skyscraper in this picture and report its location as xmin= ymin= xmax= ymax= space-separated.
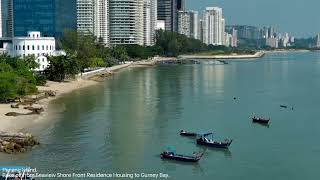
xmin=77 ymin=0 xmax=95 ymax=35
xmin=0 ymin=0 xmax=2 ymax=37
xmin=189 ymin=10 xmax=198 ymax=39
xmin=12 ymin=0 xmax=76 ymax=38
xmin=177 ymin=11 xmax=190 ymax=37
xmin=202 ymin=7 xmax=224 ymax=45
xmin=94 ymin=0 xmax=109 ymax=46
xmin=143 ymin=0 xmax=157 ymax=46
xmin=77 ymin=0 xmax=109 ymax=46
xmin=157 ymin=0 xmax=179 ymax=32
xmin=316 ymin=33 xmax=320 ymax=48
xmin=109 ymin=0 xmax=144 ymax=45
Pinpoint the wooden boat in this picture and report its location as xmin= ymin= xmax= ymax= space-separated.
xmin=252 ymin=117 xmax=270 ymax=124
xmin=160 ymin=151 xmax=203 ymax=162
xmin=196 ymin=133 xmax=233 ymax=149
xmin=180 ymin=130 xmax=212 ymax=137
xmin=280 ymin=105 xmax=288 ymax=108
xmin=180 ymin=130 xmax=197 ymax=137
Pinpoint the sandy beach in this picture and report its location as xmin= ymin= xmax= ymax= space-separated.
xmin=0 ymin=62 xmax=139 ymax=134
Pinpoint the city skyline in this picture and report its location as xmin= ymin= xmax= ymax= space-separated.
xmin=186 ymin=0 xmax=320 ymax=37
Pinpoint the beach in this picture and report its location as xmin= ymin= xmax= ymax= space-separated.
xmin=0 ymin=58 xmax=171 ymax=134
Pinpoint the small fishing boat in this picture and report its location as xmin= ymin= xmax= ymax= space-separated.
xmin=180 ymin=130 xmax=197 ymax=137
xmin=160 ymin=146 xmax=204 ymax=162
xmin=252 ymin=116 xmax=270 ymax=124
xmin=196 ymin=133 xmax=233 ymax=149
xmin=280 ymin=105 xmax=288 ymax=108
xmin=180 ymin=130 xmax=212 ymax=137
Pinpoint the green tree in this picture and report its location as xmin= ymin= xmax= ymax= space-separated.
xmin=45 ymin=56 xmax=80 ymax=82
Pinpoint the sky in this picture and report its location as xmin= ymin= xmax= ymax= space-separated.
xmin=186 ymin=0 xmax=320 ymax=38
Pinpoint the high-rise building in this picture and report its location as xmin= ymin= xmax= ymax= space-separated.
xmin=77 ymin=0 xmax=95 ymax=35
xmin=202 ymin=7 xmax=224 ymax=45
xmin=157 ymin=0 xmax=178 ymax=32
xmin=177 ymin=0 xmax=184 ymax=11
xmin=316 ymin=33 xmax=320 ymax=48
xmin=177 ymin=11 xmax=190 ymax=37
xmin=189 ymin=10 xmax=198 ymax=39
xmin=77 ymin=0 xmax=109 ymax=46
xmin=177 ymin=10 xmax=198 ymax=39
xmin=143 ymin=0 xmax=157 ymax=46
xmin=231 ymin=28 xmax=238 ymax=47
xmin=0 ymin=0 xmax=2 ymax=38
xmin=109 ymin=0 xmax=144 ymax=45
xmin=7 ymin=0 xmax=13 ymax=37
xmin=199 ymin=19 xmax=204 ymax=42
xmin=94 ymin=0 xmax=109 ymax=46
xmin=12 ymin=0 xmax=77 ymax=38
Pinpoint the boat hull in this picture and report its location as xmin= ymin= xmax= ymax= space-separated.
xmin=160 ymin=153 xmax=200 ymax=162
xmin=196 ymin=139 xmax=232 ymax=149
xmin=252 ymin=118 xmax=270 ymax=124
xmin=180 ymin=132 xmax=197 ymax=137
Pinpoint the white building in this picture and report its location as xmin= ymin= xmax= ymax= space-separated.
xmin=189 ymin=10 xmax=198 ymax=39
xmin=143 ymin=0 xmax=157 ymax=46
xmin=178 ymin=11 xmax=191 ymax=37
xmin=77 ymin=0 xmax=95 ymax=35
xmin=266 ymin=37 xmax=279 ymax=48
xmin=316 ymin=33 xmax=320 ymax=48
xmin=109 ymin=0 xmax=144 ymax=45
xmin=77 ymin=0 xmax=109 ymax=46
xmin=0 ymin=31 xmax=56 ymax=71
xmin=203 ymin=7 xmax=224 ymax=45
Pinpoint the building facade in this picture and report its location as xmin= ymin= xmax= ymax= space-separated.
xmin=12 ymin=0 xmax=76 ymax=38
xmin=143 ymin=0 xmax=157 ymax=46
xmin=177 ymin=11 xmax=190 ymax=37
xmin=316 ymin=33 xmax=320 ymax=48
xmin=202 ymin=7 xmax=224 ymax=45
xmin=0 ymin=31 xmax=56 ymax=71
xmin=109 ymin=0 xmax=144 ymax=45
xmin=77 ymin=0 xmax=109 ymax=46
xmin=189 ymin=10 xmax=198 ymax=39
xmin=157 ymin=0 xmax=182 ymax=32
xmin=77 ymin=0 xmax=95 ymax=35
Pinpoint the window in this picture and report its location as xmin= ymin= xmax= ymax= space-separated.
xmin=42 ymin=45 xmax=45 ymax=50
xmin=23 ymin=45 xmax=25 ymax=50
xmin=42 ymin=58 xmax=45 ymax=62
xmin=46 ymin=45 xmax=48 ymax=50
xmin=19 ymin=45 xmax=21 ymax=50
xmin=37 ymin=45 xmax=40 ymax=50
xmin=27 ymin=45 xmax=30 ymax=50
xmin=32 ymin=45 xmax=35 ymax=50
xmin=15 ymin=45 xmax=18 ymax=50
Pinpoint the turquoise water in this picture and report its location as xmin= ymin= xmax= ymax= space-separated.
xmin=1 ymin=52 xmax=320 ymax=179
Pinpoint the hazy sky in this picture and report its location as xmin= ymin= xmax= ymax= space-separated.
xmin=186 ymin=0 xmax=319 ymax=37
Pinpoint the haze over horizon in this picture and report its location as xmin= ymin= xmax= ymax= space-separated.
xmin=186 ymin=0 xmax=319 ymax=38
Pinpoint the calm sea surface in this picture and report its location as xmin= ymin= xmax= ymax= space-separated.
xmin=1 ymin=52 xmax=320 ymax=179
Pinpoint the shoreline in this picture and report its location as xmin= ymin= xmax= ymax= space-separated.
xmin=0 ymin=62 xmax=141 ymax=134
xmin=0 ymin=58 xmax=170 ymax=135
xmin=179 ymin=51 xmax=265 ymax=60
